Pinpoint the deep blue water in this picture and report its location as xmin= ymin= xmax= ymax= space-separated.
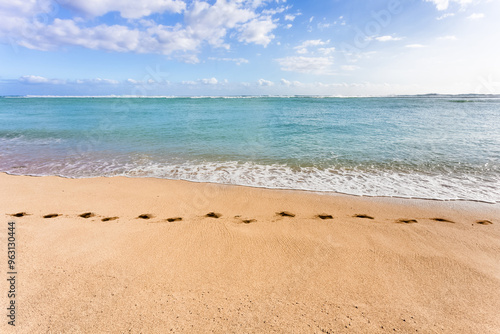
xmin=0 ymin=96 xmax=499 ymax=202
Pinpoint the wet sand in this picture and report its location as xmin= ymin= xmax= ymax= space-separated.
xmin=1 ymin=173 xmax=499 ymax=333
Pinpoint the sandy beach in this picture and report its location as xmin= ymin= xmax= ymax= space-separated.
xmin=1 ymin=172 xmax=499 ymax=333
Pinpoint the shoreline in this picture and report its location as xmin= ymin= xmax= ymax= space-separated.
xmin=4 ymin=171 xmax=498 ymax=205
xmin=1 ymin=172 xmax=499 ymax=333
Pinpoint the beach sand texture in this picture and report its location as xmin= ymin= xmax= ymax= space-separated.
xmin=1 ymin=173 xmax=499 ymax=333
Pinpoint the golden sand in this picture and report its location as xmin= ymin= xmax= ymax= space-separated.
xmin=1 ymin=173 xmax=499 ymax=333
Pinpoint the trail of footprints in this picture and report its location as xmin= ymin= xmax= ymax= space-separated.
xmin=7 ymin=211 xmax=494 ymax=226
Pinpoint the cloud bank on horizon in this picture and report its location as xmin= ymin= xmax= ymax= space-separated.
xmin=0 ymin=0 xmax=499 ymax=96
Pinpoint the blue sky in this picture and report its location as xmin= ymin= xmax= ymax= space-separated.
xmin=0 ymin=0 xmax=499 ymax=96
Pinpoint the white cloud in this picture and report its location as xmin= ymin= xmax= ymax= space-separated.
xmin=280 ymin=79 xmax=303 ymax=87
xmin=437 ymin=35 xmax=457 ymax=40
xmin=275 ymin=56 xmax=334 ymax=74
xmin=0 ymin=1 xmax=47 ymax=17
xmin=18 ymin=75 xmax=121 ymax=85
xmin=317 ymin=22 xmax=331 ymax=30
xmin=425 ymin=0 xmax=474 ymax=11
xmin=208 ymin=57 xmax=249 ymax=65
xmin=405 ymin=44 xmax=426 ymax=48
xmin=341 ymin=65 xmax=360 ymax=71
xmin=426 ymin=0 xmax=450 ymax=10
xmin=280 ymin=78 xmax=291 ymax=86
xmin=251 ymin=0 xmax=265 ymax=8
xmin=375 ymin=35 xmax=403 ymax=42
xmin=257 ymin=79 xmax=274 ymax=86
xmin=283 ymin=40 xmax=336 ymax=74
xmin=436 ymin=12 xmax=455 ymax=20
xmin=19 ymin=75 xmax=52 ymax=84
xmin=12 ymin=19 xmax=145 ymax=52
xmin=184 ymin=0 xmax=257 ymax=49
xmin=334 ymin=15 xmax=347 ymax=26
xmin=0 ymin=0 xmax=281 ymax=57
xmin=284 ymin=14 xmax=295 ymax=21
xmin=467 ymin=13 xmax=484 ymax=19
xmin=318 ymin=47 xmax=335 ymax=56
xmin=77 ymin=78 xmax=119 ymax=84
xmin=295 ymin=39 xmax=328 ymax=49
xmin=181 ymin=77 xmax=220 ymax=85
xmin=294 ymin=39 xmax=330 ymax=54
xmin=56 ymin=0 xmax=186 ymax=19
xmin=261 ymin=5 xmax=287 ymax=16
xmin=285 ymin=24 xmax=292 ymax=29
xmin=174 ymin=53 xmax=200 ymax=64
xmin=238 ymin=17 xmax=276 ymax=47
xmin=200 ymin=77 xmax=218 ymax=85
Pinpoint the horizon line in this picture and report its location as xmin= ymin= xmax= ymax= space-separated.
xmin=2 ymin=93 xmax=500 ymax=99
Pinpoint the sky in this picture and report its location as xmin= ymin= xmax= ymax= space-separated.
xmin=0 ymin=0 xmax=499 ymax=96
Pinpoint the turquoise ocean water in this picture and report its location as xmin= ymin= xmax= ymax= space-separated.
xmin=0 ymin=96 xmax=499 ymax=202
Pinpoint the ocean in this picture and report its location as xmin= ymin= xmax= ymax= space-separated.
xmin=0 ymin=96 xmax=499 ymax=203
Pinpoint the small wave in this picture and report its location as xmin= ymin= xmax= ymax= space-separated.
xmin=2 ymin=159 xmax=499 ymax=203
xmin=0 ymin=135 xmax=63 ymax=146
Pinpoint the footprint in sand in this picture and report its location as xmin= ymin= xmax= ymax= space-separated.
xmin=102 ymin=217 xmax=119 ymax=222
xmin=79 ymin=212 xmax=95 ymax=219
xmin=317 ymin=213 xmax=333 ymax=220
xmin=431 ymin=218 xmax=455 ymax=224
xmin=475 ymin=220 xmax=493 ymax=225
xmin=277 ymin=211 xmax=295 ymax=217
xmin=396 ymin=219 xmax=418 ymax=224
xmin=43 ymin=213 xmax=60 ymax=219
xmin=242 ymin=219 xmax=257 ymax=224
xmin=166 ymin=217 xmax=183 ymax=222
xmin=206 ymin=212 xmax=222 ymax=218
xmin=354 ymin=214 xmax=374 ymax=220
xmin=10 ymin=212 xmax=28 ymax=217
xmin=137 ymin=214 xmax=153 ymax=219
